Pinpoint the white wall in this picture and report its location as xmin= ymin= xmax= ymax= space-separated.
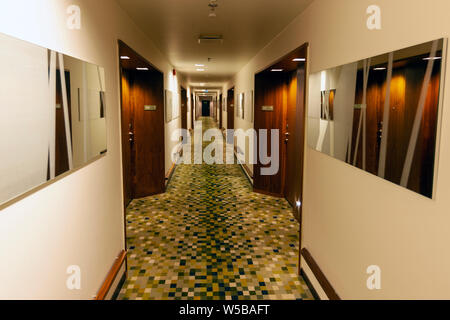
xmin=0 ymin=0 xmax=178 ymax=299
xmin=230 ymin=0 xmax=450 ymax=299
xmin=165 ymin=70 xmax=183 ymax=173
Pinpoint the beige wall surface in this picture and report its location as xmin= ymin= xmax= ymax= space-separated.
xmin=231 ymin=0 xmax=450 ymax=299
xmin=0 ymin=0 xmax=180 ymax=299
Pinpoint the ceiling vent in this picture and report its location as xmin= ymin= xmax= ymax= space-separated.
xmin=198 ymin=35 xmax=224 ymax=44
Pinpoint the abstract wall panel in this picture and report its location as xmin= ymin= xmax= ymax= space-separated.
xmin=238 ymin=92 xmax=245 ymax=119
xmin=165 ymin=90 xmax=173 ymax=122
xmin=0 ymin=32 xmax=107 ymax=207
xmin=308 ymin=39 xmax=445 ymax=198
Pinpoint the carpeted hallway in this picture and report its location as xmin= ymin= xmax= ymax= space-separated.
xmin=118 ymin=117 xmax=313 ymax=300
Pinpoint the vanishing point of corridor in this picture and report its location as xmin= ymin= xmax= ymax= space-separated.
xmin=118 ymin=117 xmax=313 ymax=300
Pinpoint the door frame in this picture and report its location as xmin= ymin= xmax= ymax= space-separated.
xmin=253 ymin=43 xmax=309 ymax=275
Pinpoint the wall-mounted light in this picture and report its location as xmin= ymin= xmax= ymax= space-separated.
xmin=271 ymin=69 xmax=283 ymax=72
xmin=120 ymin=56 xmax=130 ymax=60
xmin=292 ymin=58 xmax=306 ymax=62
xmin=296 ymin=200 xmax=302 ymax=208
xmin=136 ymin=67 xmax=149 ymax=71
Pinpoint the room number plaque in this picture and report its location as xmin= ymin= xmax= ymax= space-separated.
xmin=144 ymin=105 xmax=157 ymax=111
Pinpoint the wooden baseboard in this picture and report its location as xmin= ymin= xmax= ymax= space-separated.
xmin=300 ymin=268 xmax=320 ymax=300
xmin=165 ymin=162 xmax=176 ymax=184
xmin=233 ymin=147 xmax=254 ymax=185
xmin=301 ymin=248 xmax=340 ymax=300
xmin=165 ymin=146 xmax=183 ymax=187
xmin=111 ymin=271 xmax=127 ymax=300
xmin=241 ymin=163 xmax=253 ymax=179
xmin=95 ymin=250 xmax=127 ymax=300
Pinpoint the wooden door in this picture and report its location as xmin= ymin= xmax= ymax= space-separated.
xmin=120 ymin=68 xmax=165 ymax=205
xmin=132 ymin=71 xmax=165 ymax=198
xmin=227 ymin=88 xmax=235 ymax=129
xmin=254 ymin=66 xmax=306 ymax=206
xmin=253 ymin=73 xmax=286 ymax=196
xmin=284 ymin=67 xmax=306 ymax=212
xmin=181 ymin=87 xmax=187 ymax=130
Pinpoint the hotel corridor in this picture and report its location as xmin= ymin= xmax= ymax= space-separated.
xmin=118 ymin=117 xmax=313 ymax=300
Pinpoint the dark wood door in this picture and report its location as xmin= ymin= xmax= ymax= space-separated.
xmin=227 ymin=88 xmax=235 ymax=130
xmin=254 ymin=67 xmax=306 ymax=204
xmin=132 ymin=71 xmax=165 ymax=198
xmin=284 ymin=67 xmax=306 ymax=212
xmin=120 ymin=68 xmax=165 ymax=205
xmin=253 ymin=73 xmax=286 ymax=196
xmin=181 ymin=87 xmax=187 ymax=130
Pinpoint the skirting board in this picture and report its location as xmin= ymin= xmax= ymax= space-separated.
xmin=95 ymin=250 xmax=127 ymax=300
xmin=233 ymin=148 xmax=254 ymax=185
xmin=165 ymin=162 xmax=176 ymax=187
xmin=109 ymin=263 xmax=126 ymax=300
xmin=300 ymin=248 xmax=340 ymax=300
xmin=165 ymin=145 xmax=183 ymax=187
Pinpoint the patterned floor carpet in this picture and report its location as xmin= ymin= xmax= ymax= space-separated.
xmin=118 ymin=117 xmax=313 ymax=300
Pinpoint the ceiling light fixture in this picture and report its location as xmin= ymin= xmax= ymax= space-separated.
xmin=197 ymin=68 xmax=205 ymax=72
xmin=271 ymin=69 xmax=283 ymax=72
xmin=136 ymin=67 xmax=149 ymax=71
xmin=423 ymin=56 xmax=441 ymax=60
xmin=195 ymin=64 xmax=205 ymax=67
xmin=293 ymin=58 xmax=306 ymax=62
xmin=374 ymin=67 xmax=387 ymax=70
xmin=120 ymin=56 xmax=130 ymax=60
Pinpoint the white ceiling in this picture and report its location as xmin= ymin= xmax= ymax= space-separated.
xmin=116 ymin=0 xmax=313 ymax=86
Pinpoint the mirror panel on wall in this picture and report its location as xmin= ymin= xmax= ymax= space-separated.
xmin=0 ymin=32 xmax=107 ymax=207
xmin=308 ymin=39 xmax=445 ymax=198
